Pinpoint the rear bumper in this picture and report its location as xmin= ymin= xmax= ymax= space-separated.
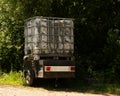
xmin=44 ymin=72 xmax=75 ymax=78
xmin=37 ymin=60 xmax=75 ymax=78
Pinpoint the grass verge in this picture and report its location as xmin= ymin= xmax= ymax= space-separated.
xmin=0 ymin=71 xmax=120 ymax=95
xmin=0 ymin=71 xmax=25 ymax=85
xmin=66 ymin=79 xmax=120 ymax=95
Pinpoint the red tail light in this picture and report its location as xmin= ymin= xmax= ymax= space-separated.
xmin=71 ymin=66 xmax=75 ymax=71
xmin=46 ymin=66 xmax=51 ymax=71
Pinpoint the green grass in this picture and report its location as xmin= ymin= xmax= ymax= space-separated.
xmin=0 ymin=71 xmax=120 ymax=95
xmin=0 ymin=71 xmax=25 ymax=85
xmin=82 ymin=83 xmax=120 ymax=94
xmin=67 ymin=79 xmax=120 ymax=94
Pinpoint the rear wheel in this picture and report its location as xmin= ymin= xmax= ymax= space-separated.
xmin=24 ymin=70 xmax=34 ymax=86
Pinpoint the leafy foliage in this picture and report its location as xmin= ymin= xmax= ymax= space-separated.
xmin=0 ymin=71 xmax=24 ymax=85
xmin=0 ymin=0 xmax=120 ymax=83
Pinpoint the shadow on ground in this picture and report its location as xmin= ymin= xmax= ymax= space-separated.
xmin=28 ymin=78 xmax=120 ymax=95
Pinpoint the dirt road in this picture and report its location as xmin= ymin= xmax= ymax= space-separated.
xmin=0 ymin=85 xmax=115 ymax=96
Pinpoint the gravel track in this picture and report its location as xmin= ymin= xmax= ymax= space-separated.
xmin=0 ymin=85 xmax=115 ymax=96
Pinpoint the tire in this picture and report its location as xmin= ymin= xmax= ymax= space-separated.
xmin=24 ymin=70 xmax=34 ymax=86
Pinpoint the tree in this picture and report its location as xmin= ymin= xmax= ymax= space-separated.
xmin=0 ymin=0 xmax=120 ymax=83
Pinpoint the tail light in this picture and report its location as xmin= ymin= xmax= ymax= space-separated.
xmin=45 ymin=66 xmax=51 ymax=71
xmin=71 ymin=66 xmax=75 ymax=71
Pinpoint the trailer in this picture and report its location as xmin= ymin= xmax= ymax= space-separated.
xmin=23 ymin=16 xmax=75 ymax=86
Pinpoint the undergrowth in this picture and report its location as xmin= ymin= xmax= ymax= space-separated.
xmin=0 ymin=71 xmax=120 ymax=95
xmin=0 ymin=71 xmax=25 ymax=85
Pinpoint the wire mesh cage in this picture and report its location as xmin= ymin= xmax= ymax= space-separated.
xmin=24 ymin=16 xmax=74 ymax=55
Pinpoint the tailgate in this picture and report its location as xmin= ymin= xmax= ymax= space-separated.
xmin=40 ymin=60 xmax=75 ymax=78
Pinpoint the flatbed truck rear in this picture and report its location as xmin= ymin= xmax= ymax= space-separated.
xmin=23 ymin=16 xmax=75 ymax=86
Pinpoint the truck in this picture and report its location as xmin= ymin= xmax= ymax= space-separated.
xmin=23 ymin=16 xmax=75 ymax=86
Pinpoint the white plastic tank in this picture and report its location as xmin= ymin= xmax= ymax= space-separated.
xmin=24 ymin=16 xmax=74 ymax=55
